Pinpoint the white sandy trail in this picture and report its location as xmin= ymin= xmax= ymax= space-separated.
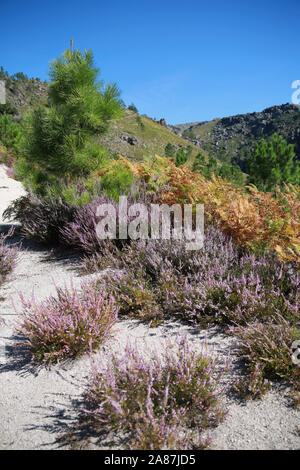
xmin=0 ymin=165 xmax=26 ymax=225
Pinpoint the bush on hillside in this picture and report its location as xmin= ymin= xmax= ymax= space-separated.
xmin=165 ymin=142 xmax=176 ymax=158
xmin=192 ymin=153 xmax=244 ymax=186
xmin=248 ymin=134 xmax=300 ymax=191
xmin=128 ymin=103 xmax=138 ymax=113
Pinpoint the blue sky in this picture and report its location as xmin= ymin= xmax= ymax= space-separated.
xmin=1 ymin=0 xmax=299 ymax=124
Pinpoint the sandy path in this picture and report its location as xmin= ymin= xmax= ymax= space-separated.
xmin=0 ymin=165 xmax=26 ymax=225
xmin=0 ymin=164 xmax=299 ymax=450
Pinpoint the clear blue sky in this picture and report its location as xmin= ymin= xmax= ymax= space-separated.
xmin=1 ymin=0 xmax=299 ymax=124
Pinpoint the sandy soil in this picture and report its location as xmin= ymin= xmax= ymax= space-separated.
xmin=0 ymin=164 xmax=299 ymax=450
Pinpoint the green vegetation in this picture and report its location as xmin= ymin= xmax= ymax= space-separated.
xmin=182 ymin=128 xmax=196 ymax=140
xmin=136 ymin=114 xmax=145 ymax=131
xmin=248 ymin=134 xmax=300 ymax=191
xmin=14 ymin=49 xmax=122 ymax=193
xmin=0 ymin=114 xmax=22 ymax=152
xmin=0 ymin=102 xmax=18 ymax=116
xmin=164 ymin=142 xmax=176 ymax=158
xmin=193 ymin=153 xmax=244 ymax=185
xmin=99 ymin=161 xmax=133 ymax=201
xmin=175 ymin=146 xmax=192 ymax=166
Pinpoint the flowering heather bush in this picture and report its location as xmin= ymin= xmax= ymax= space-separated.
xmin=233 ymin=363 xmax=271 ymax=400
xmin=90 ymin=224 xmax=299 ymax=328
xmin=232 ymin=316 xmax=300 ymax=395
xmin=60 ymin=194 xmax=123 ymax=255
xmin=5 ymin=166 xmax=15 ymax=178
xmin=83 ymin=337 xmax=227 ymax=450
xmin=5 ymin=181 xmax=159 ymax=252
xmin=0 ymin=230 xmax=18 ymax=286
xmin=61 ymin=188 xmax=158 ymax=255
xmin=16 ymin=282 xmax=118 ymax=363
xmin=3 ymin=193 xmax=76 ymax=244
xmin=101 ymin=270 xmax=163 ymax=325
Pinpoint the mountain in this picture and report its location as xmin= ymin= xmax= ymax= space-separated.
xmin=0 ymin=74 xmax=48 ymax=119
xmin=171 ymin=103 xmax=300 ymax=171
xmin=98 ymin=110 xmax=206 ymax=162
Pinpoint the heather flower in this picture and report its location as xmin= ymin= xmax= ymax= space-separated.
xmin=83 ymin=336 xmax=228 ymax=449
xmin=5 ymin=167 xmax=15 ymax=178
xmin=0 ymin=229 xmax=18 ymax=286
xmin=232 ymin=315 xmax=300 ymax=392
xmin=16 ymin=281 xmax=119 ymax=363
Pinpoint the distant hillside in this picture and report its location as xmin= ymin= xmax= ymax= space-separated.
xmin=0 ymin=70 xmax=48 ymax=119
xmin=98 ymin=109 xmax=207 ymax=162
xmin=172 ymin=104 xmax=300 ymax=171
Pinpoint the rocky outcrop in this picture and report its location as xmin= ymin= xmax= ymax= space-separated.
xmin=120 ymin=133 xmax=139 ymax=145
xmin=173 ymin=104 xmax=300 ymax=170
xmin=159 ymin=118 xmax=167 ymax=127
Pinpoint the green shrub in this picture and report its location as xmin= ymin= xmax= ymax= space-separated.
xmin=136 ymin=115 xmax=145 ymax=131
xmin=100 ymin=162 xmax=133 ymax=200
xmin=248 ymin=134 xmax=300 ymax=190
xmin=192 ymin=153 xmax=244 ymax=186
xmin=0 ymin=114 xmax=22 ymax=151
xmin=0 ymin=103 xmax=18 ymax=116
xmin=18 ymin=48 xmax=122 ymax=193
xmin=175 ymin=147 xmax=189 ymax=166
xmin=165 ymin=142 xmax=176 ymax=158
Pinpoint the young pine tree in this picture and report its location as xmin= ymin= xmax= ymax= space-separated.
xmin=165 ymin=142 xmax=175 ymax=158
xmin=175 ymin=148 xmax=188 ymax=166
xmin=17 ymin=48 xmax=122 ymax=193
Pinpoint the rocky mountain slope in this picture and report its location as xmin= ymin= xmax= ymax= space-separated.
xmin=172 ymin=104 xmax=300 ymax=171
xmin=0 ymin=74 xmax=48 ymax=119
xmin=98 ymin=110 xmax=206 ymax=161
